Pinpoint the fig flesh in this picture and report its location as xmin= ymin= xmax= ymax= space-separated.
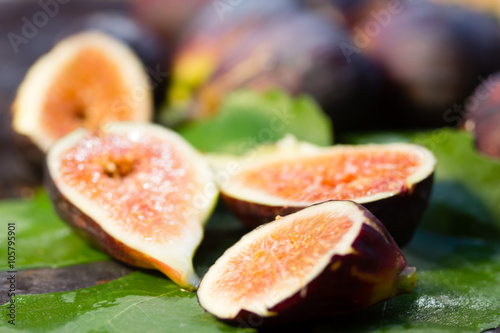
xmin=45 ymin=122 xmax=217 ymax=290
xmin=12 ymin=31 xmax=153 ymax=152
xmin=197 ymin=200 xmax=416 ymax=325
xmin=214 ymin=137 xmax=436 ymax=246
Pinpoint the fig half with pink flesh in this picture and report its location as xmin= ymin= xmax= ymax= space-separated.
xmin=214 ymin=137 xmax=436 ymax=246
xmin=12 ymin=31 xmax=153 ymax=153
xmin=197 ymin=200 xmax=416 ymax=325
xmin=45 ymin=122 xmax=217 ymax=290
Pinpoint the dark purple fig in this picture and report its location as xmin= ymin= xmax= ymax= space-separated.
xmin=161 ymin=0 xmax=383 ymax=131
xmin=363 ymin=0 xmax=500 ymax=127
xmin=212 ymin=139 xmax=436 ymax=246
xmin=302 ymin=0 xmax=392 ymax=29
xmin=425 ymin=0 xmax=500 ymax=20
xmin=463 ymin=72 xmax=500 ymax=159
xmin=130 ymin=0 xmax=211 ymax=43
xmin=197 ymin=200 xmax=416 ymax=325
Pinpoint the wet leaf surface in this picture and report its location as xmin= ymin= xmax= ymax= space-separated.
xmin=2 ymin=128 xmax=500 ymax=332
xmin=0 ymin=190 xmax=109 ymax=271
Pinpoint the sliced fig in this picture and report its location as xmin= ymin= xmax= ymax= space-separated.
xmin=45 ymin=122 xmax=217 ymax=290
xmin=12 ymin=31 xmax=153 ymax=153
xmin=215 ymin=137 xmax=436 ymax=246
xmin=197 ymin=200 xmax=416 ymax=324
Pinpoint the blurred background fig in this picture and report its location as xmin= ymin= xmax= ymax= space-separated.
xmin=198 ymin=201 xmax=416 ymax=324
xmin=302 ymin=0 xmax=393 ymax=29
xmin=429 ymin=0 xmax=500 ymax=20
xmin=160 ymin=0 xmax=383 ymax=132
xmin=463 ymin=72 xmax=500 ymax=159
xmin=130 ymin=0 xmax=211 ymax=43
xmin=362 ymin=0 xmax=500 ymax=127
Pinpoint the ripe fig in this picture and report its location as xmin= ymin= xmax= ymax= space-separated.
xmin=427 ymin=0 xmax=500 ymax=20
xmin=463 ymin=72 xmax=500 ymax=159
xmin=214 ymin=137 xmax=436 ymax=246
xmin=302 ymin=0 xmax=391 ymax=28
xmin=45 ymin=122 xmax=217 ymax=290
xmin=0 ymin=1 xmax=146 ymax=198
xmin=161 ymin=0 xmax=382 ymax=131
xmin=57 ymin=11 xmax=170 ymax=108
xmin=197 ymin=200 xmax=416 ymax=325
xmin=364 ymin=1 xmax=500 ymax=127
xmin=130 ymin=0 xmax=212 ymax=42
xmin=12 ymin=31 xmax=153 ymax=153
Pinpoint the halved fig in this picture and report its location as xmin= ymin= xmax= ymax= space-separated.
xmin=12 ymin=31 xmax=153 ymax=153
xmin=45 ymin=122 xmax=217 ymax=290
xmin=197 ymin=200 xmax=416 ymax=325
xmin=215 ymin=137 xmax=436 ymax=246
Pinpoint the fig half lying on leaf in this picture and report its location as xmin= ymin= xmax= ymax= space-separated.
xmin=197 ymin=200 xmax=416 ymax=325
xmin=45 ymin=122 xmax=217 ymax=290
xmin=12 ymin=31 xmax=153 ymax=153
xmin=216 ymin=137 xmax=436 ymax=246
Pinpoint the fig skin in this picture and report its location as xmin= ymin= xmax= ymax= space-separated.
xmin=222 ymin=167 xmax=434 ymax=247
xmin=198 ymin=201 xmax=416 ymax=326
xmin=162 ymin=0 xmax=383 ymax=131
xmin=44 ymin=169 xmax=187 ymax=288
xmin=364 ymin=1 xmax=500 ymax=127
xmin=463 ymin=72 xmax=500 ymax=159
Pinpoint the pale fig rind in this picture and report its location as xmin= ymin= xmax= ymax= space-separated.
xmin=197 ymin=201 xmax=416 ymax=325
xmin=45 ymin=122 xmax=217 ymax=290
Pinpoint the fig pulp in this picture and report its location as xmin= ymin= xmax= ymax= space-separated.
xmin=45 ymin=122 xmax=217 ymax=290
xmin=197 ymin=200 xmax=416 ymax=325
xmin=12 ymin=31 xmax=153 ymax=152
xmin=215 ymin=137 xmax=436 ymax=246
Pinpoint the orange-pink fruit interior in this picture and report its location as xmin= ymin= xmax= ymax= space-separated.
xmin=41 ymin=48 xmax=132 ymax=141
xmin=239 ymin=151 xmax=421 ymax=202
xmin=58 ymin=131 xmax=197 ymax=241
xmin=211 ymin=212 xmax=353 ymax=303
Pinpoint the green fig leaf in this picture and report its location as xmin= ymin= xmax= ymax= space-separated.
xmin=0 ymin=190 xmax=109 ymax=271
xmin=2 ymin=227 xmax=500 ymax=332
xmin=341 ymin=128 xmax=500 ymax=238
xmin=0 ymin=271 xmax=254 ymax=332
xmin=177 ymin=89 xmax=333 ymax=155
xmin=2 ymin=129 xmax=500 ymax=332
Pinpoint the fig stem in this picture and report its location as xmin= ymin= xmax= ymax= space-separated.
xmin=395 ymin=266 xmax=417 ymax=295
